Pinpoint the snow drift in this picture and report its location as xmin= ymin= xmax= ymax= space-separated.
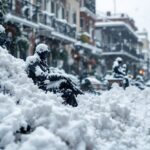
xmin=0 ymin=47 xmax=150 ymax=150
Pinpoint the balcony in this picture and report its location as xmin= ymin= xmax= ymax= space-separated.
xmin=54 ymin=19 xmax=76 ymax=38
xmin=39 ymin=12 xmax=76 ymax=40
xmin=6 ymin=0 xmax=77 ymax=42
xmin=7 ymin=0 xmax=39 ymax=23
xmin=101 ymin=43 xmax=143 ymax=61
xmin=80 ymin=0 xmax=96 ymax=19
xmin=80 ymin=0 xmax=95 ymax=14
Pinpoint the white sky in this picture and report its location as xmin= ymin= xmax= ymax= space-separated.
xmin=96 ymin=0 xmax=150 ymax=39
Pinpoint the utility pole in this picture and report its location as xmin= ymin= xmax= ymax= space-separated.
xmin=113 ymin=0 xmax=117 ymax=14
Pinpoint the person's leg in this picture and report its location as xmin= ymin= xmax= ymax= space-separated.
xmin=124 ymin=78 xmax=129 ymax=88
xmin=61 ymin=89 xmax=78 ymax=107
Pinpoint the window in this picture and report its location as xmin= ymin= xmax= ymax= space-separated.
xmin=66 ymin=10 xmax=69 ymax=21
xmin=58 ymin=4 xmax=64 ymax=19
xmin=51 ymin=1 xmax=55 ymax=13
xmin=80 ymin=0 xmax=84 ymax=7
xmin=73 ymin=12 xmax=77 ymax=24
xmin=62 ymin=7 xmax=65 ymax=19
xmin=80 ymin=17 xmax=84 ymax=28
xmin=46 ymin=0 xmax=51 ymax=12
xmin=56 ymin=3 xmax=59 ymax=18
xmin=44 ymin=0 xmax=46 ymax=10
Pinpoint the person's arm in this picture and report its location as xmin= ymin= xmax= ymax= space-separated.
xmin=48 ymin=73 xmax=66 ymax=81
xmin=27 ymin=61 xmax=47 ymax=81
xmin=114 ymin=66 xmax=125 ymax=75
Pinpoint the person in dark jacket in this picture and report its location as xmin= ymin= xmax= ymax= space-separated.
xmin=26 ymin=43 xmax=83 ymax=107
xmin=113 ymin=57 xmax=125 ymax=78
xmin=112 ymin=57 xmax=129 ymax=88
xmin=0 ymin=25 xmax=12 ymax=49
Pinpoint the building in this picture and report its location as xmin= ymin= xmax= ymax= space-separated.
xmin=71 ymin=0 xmax=102 ymax=78
xmin=95 ymin=12 xmax=144 ymax=78
xmin=80 ymin=0 xmax=96 ymax=39
xmin=3 ymin=0 xmax=101 ymax=77
xmin=137 ymin=30 xmax=150 ymax=79
xmin=4 ymin=0 xmax=78 ymax=71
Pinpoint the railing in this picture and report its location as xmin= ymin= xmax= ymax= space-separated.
xmin=81 ymin=0 xmax=96 ymax=14
xmin=39 ymin=13 xmax=76 ymax=38
xmin=55 ymin=19 xmax=76 ymax=38
xmin=101 ymin=43 xmax=144 ymax=60
xmin=7 ymin=0 xmax=76 ymax=39
xmin=7 ymin=0 xmax=39 ymax=23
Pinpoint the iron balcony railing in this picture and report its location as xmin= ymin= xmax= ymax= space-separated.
xmin=39 ymin=12 xmax=76 ymax=38
xmin=7 ymin=0 xmax=39 ymax=23
xmin=81 ymin=0 xmax=96 ymax=14
xmin=101 ymin=43 xmax=144 ymax=60
xmin=7 ymin=0 xmax=76 ymax=39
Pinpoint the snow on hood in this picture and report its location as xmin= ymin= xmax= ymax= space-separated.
xmin=0 ymin=47 xmax=150 ymax=150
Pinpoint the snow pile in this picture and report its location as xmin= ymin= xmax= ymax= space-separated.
xmin=1 ymin=47 xmax=150 ymax=150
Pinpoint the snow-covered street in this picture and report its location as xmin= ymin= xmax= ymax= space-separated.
xmin=1 ymin=47 xmax=150 ymax=150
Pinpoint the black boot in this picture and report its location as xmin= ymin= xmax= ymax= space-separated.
xmin=62 ymin=89 xmax=78 ymax=107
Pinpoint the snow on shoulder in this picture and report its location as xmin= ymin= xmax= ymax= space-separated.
xmin=0 ymin=47 xmax=150 ymax=149
xmin=0 ymin=25 xmax=5 ymax=33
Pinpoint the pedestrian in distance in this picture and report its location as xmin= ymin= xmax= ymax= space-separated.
xmin=112 ymin=57 xmax=129 ymax=88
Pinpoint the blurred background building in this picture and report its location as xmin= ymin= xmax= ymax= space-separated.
xmin=95 ymin=12 xmax=146 ymax=79
xmin=0 ymin=0 xmax=149 ymax=80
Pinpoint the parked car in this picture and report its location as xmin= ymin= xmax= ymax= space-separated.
xmin=81 ymin=76 xmax=108 ymax=94
xmin=145 ymin=80 xmax=150 ymax=87
xmin=130 ymin=75 xmax=145 ymax=90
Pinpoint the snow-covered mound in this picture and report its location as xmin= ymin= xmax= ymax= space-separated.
xmin=0 ymin=47 xmax=150 ymax=150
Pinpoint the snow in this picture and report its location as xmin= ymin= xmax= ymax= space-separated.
xmin=56 ymin=18 xmax=67 ymax=24
xmin=0 ymin=25 xmax=5 ymax=33
xmin=51 ymin=31 xmax=76 ymax=43
xmin=80 ymin=7 xmax=97 ymax=20
xmin=75 ymin=41 xmax=102 ymax=55
xmin=35 ymin=43 xmax=49 ymax=53
xmin=81 ymin=32 xmax=91 ymax=38
xmin=97 ymin=12 xmax=130 ymax=20
xmin=84 ymin=76 xmax=101 ymax=85
xmin=1 ymin=47 xmax=150 ymax=149
xmin=5 ymin=14 xmax=39 ymax=29
xmin=39 ymin=23 xmax=54 ymax=32
xmin=42 ymin=11 xmax=55 ymax=17
xmin=95 ymin=21 xmax=138 ymax=39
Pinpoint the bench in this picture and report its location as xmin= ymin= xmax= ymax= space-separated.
xmin=107 ymin=78 xmax=124 ymax=89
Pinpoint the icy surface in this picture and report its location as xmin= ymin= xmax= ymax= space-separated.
xmin=0 ymin=47 xmax=150 ymax=150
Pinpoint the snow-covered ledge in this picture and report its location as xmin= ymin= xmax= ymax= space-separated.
xmin=5 ymin=13 xmax=39 ymax=28
xmin=101 ymin=51 xmax=139 ymax=61
xmin=75 ymin=41 xmax=102 ymax=55
xmin=41 ymin=11 xmax=55 ymax=17
xmin=80 ymin=7 xmax=97 ymax=20
xmin=38 ymin=23 xmax=54 ymax=32
xmin=51 ymin=31 xmax=77 ymax=43
xmin=95 ymin=21 xmax=138 ymax=39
